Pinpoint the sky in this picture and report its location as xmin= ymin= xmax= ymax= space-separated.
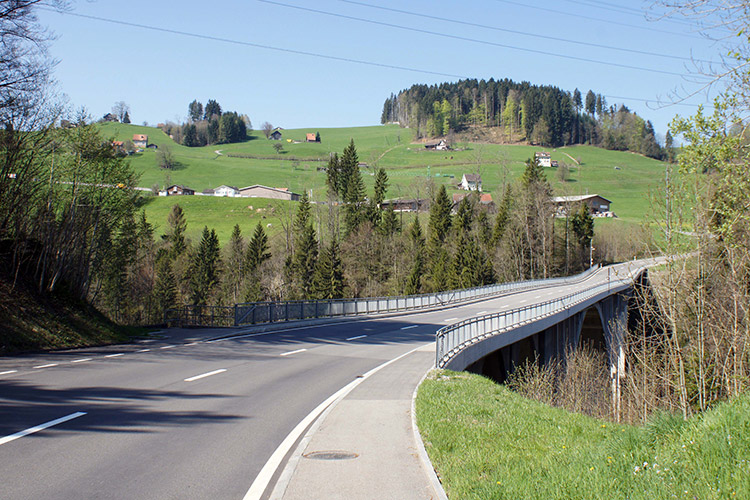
xmin=37 ymin=0 xmax=728 ymax=139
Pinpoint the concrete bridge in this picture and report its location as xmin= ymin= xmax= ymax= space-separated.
xmin=436 ymin=260 xmax=659 ymax=410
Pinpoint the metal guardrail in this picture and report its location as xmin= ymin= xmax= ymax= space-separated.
xmin=166 ymin=266 xmax=601 ymax=328
xmin=435 ymin=266 xmax=644 ymax=369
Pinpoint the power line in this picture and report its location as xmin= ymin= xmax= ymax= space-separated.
xmin=39 ymin=8 xmax=467 ymax=80
xmin=490 ymin=0 xmax=707 ymax=39
xmin=40 ymin=7 xmax=709 ymax=109
xmin=259 ymin=0 xmax=688 ymax=77
xmin=335 ymin=0 xmax=712 ymax=64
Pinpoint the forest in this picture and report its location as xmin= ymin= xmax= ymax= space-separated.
xmin=381 ymin=78 xmax=666 ymax=160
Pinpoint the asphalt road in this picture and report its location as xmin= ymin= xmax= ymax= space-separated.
xmin=0 ymin=264 xmax=639 ymax=499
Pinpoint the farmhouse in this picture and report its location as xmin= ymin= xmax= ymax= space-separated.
xmin=552 ymin=194 xmax=613 ymax=216
xmin=239 ymin=185 xmax=300 ymax=201
xmin=453 ymin=193 xmax=493 ymax=207
xmin=270 ymin=130 xmax=282 ymax=140
xmin=535 ymin=151 xmax=552 ymax=167
xmin=460 ymin=173 xmax=482 ymax=192
xmin=204 ymin=185 xmax=241 ymax=197
xmin=111 ymin=140 xmax=125 ymax=154
xmin=306 ymin=132 xmax=320 ymax=143
xmin=424 ymin=139 xmax=449 ymax=151
xmin=162 ymin=184 xmax=195 ymax=196
xmin=133 ymin=134 xmax=148 ymax=148
xmin=380 ymin=198 xmax=429 ymax=213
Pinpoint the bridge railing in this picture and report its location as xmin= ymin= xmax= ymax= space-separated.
xmin=166 ymin=266 xmax=601 ymax=328
xmin=435 ymin=266 xmax=644 ymax=369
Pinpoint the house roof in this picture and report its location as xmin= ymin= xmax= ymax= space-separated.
xmin=462 ymin=174 xmax=482 ymax=182
xmin=535 ymin=151 xmax=551 ymax=157
xmin=112 ymin=141 xmax=124 ymax=146
xmin=424 ymin=139 xmax=446 ymax=146
xmin=133 ymin=134 xmax=148 ymax=141
xmin=215 ymin=185 xmax=240 ymax=191
xmin=453 ymin=193 xmax=494 ymax=204
xmin=552 ymin=194 xmax=611 ymax=204
xmin=167 ymin=184 xmax=194 ymax=191
xmin=239 ymin=184 xmax=299 ymax=196
xmin=306 ymin=133 xmax=316 ymax=141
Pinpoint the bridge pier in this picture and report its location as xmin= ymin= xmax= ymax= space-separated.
xmin=594 ymin=293 xmax=630 ymax=421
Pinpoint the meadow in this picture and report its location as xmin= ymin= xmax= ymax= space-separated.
xmin=101 ymin=122 xmax=667 ymax=241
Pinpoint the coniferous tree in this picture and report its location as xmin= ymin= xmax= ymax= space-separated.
xmin=493 ymin=185 xmax=513 ymax=245
xmin=428 ymin=185 xmax=452 ymax=243
xmin=224 ymin=224 xmax=246 ymax=304
xmin=189 ymin=226 xmax=221 ymax=305
xmin=204 ymin=99 xmax=222 ymax=120
xmin=244 ymin=222 xmax=271 ymax=301
xmin=405 ymin=218 xmax=426 ymax=295
xmin=153 ymin=250 xmax=177 ymax=319
xmin=571 ymin=203 xmax=595 ymax=268
xmin=313 ymin=237 xmax=345 ymax=299
xmin=163 ymin=204 xmax=187 ymax=259
xmin=325 ymin=152 xmax=340 ymax=199
xmin=379 ymin=207 xmax=399 ymax=236
xmin=188 ymin=100 xmax=203 ymax=122
xmin=585 ymin=90 xmax=597 ymax=116
xmin=122 ymin=111 xmax=131 ymax=124
xmin=289 ymin=192 xmax=318 ymax=298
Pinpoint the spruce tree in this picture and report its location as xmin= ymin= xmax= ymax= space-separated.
xmin=571 ymin=203 xmax=594 ymax=267
xmin=338 ymin=139 xmax=359 ymax=195
xmin=493 ymin=185 xmax=513 ymax=245
xmin=405 ymin=218 xmax=426 ymax=295
xmin=246 ymin=222 xmax=271 ymax=273
xmin=379 ymin=207 xmax=399 ymax=236
xmin=325 ymin=152 xmax=340 ymax=199
xmin=312 ymin=237 xmax=345 ymax=299
xmin=189 ymin=226 xmax=221 ymax=305
xmin=290 ymin=193 xmax=318 ymax=298
xmin=224 ymin=224 xmax=246 ymax=303
xmin=373 ymin=167 xmax=389 ymax=206
xmin=163 ymin=204 xmax=187 ymax=259
xmin=153 ymin=250 xmax=177 ymax=317
xmin=428 ymin=185 xmax=452 ymax=242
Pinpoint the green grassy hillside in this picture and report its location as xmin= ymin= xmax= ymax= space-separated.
xmin=101 ymin=123 xmax=666 ymax=238
xmin=417 ymin=371 xmax=749 ymax=500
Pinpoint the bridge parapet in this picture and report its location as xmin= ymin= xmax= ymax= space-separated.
xmin=436 ymin=266 xmax=645 ymax=370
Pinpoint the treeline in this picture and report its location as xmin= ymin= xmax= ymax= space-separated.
xmin=98 ymin=141 xmax=597 ymax=324
xmin=160 ymin=98 xmax=251 ymax=147
xmin=381 ymin=78 xmax=665 ymax=159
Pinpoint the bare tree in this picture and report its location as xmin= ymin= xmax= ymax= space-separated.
xmin=157 ymin=145 xmax=176 ymax=170
xmin=112 ymin=101 xmax=130 ymax=123
xmin=261 ymin=121 xmax=274 ymax=139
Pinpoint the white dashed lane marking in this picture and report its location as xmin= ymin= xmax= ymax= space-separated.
xmin=280 ymin=349 xmax=307 ymax=357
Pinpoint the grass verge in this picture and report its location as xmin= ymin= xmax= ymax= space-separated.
xmin=416 ymin=370 xmax=749 ymax=500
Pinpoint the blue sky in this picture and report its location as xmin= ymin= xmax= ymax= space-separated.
xmin=38 ymin=0 xmax=724 ymax=138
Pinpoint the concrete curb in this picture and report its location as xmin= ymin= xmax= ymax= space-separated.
xmin=412 ymin=367 xmax=450 ymax=500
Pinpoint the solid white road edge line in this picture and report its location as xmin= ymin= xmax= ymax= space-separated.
xmin=184 ymin=369 xmax=227 ymax=382
xmin=0 ymin=370 xmax=17 ymax=376
xmin=476 ymin=311 xmax=488 ymax=316
xmin=401 ymin=325 xmax=418 ymax=330
xmin=33 ymin=363 xmax=57 ymax=369
xmin=443 ymin=317 xmax=458 ymax=322
xmin=243 ymin=342 xmax=430 ymax=500
xmin=280 ymin=348 xmax=307 ymax=357
xmin=0 ymin=412 xmax=87 ymax=447
xmin=346 ymin=335 xmax=367 ymax=341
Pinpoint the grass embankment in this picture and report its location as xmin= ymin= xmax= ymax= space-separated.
xmin=101 ymin=123 xmax=665 ymax=228
xmin=417 ymin=371 xmax=749 ymax=500
xmin=0 ymin=275 xmax=150 ymax=355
